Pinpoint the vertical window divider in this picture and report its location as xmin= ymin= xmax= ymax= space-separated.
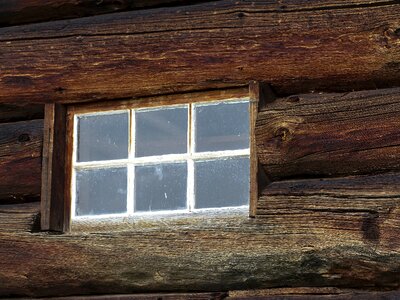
xmin=187 ymin=103 xmax=195 ymax=212
xmin=70 ymin=114 xmax=78 ymax=220
xmin=127 ymin=109 xmax=135 ymax=216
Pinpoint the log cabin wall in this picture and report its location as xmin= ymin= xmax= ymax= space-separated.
xmin=0 ymin=0 xmax=399 ymax=298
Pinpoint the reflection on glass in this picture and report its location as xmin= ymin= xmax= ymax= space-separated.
xmin=135 ymin=163 xmax=187 ymax=212
xmin=194 ymin=101 xmax=250 ymax=152
xmin=194 ymin=157 xmax=249 ymax=209
xmin=77 ymin=112 xmax=129 ymax=162
xmin=135 ymin=106 xmax=188 ymax=157
xmin=75 ymin=167 xmax=127 ymax=216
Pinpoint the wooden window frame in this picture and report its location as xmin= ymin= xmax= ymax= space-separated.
xmin=41 ymin=82 xmax=265 ymax=232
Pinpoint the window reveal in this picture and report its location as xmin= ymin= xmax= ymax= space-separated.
xmin=71 ymin=101 xmax=251 ymax=219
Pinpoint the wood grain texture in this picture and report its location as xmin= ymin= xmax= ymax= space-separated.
xmin=256 ymin=88 xmax=400 ymax=180
xmin=0 ymin=0 xmax=211 ymax=27
xmin=0 ymin=119 xmax=43 ymax=203
xmin=41 ymin=104 xmax=68 ymax=231
xmin=18 ymin=289 xmax=400 ymax=300
xmin=0 ymin=0 xmax=399 ymax=104
xmin=0 ymin=104 xmax=43 ymax=123
xmin=32 ymin=292 xmax=227 ymax=300
xmin=0 ymin=178 xmax=399 ymax=298
xmin=228 ymin=288 xmax=400 ymax=299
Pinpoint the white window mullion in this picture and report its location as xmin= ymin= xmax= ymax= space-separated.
xmin=127 ymin=109 xmax=136 ymax=215
xmin=188 ymin=103 xmax=196 ymax=211
xmin=187 ymin=158 xmax=195 ymax=211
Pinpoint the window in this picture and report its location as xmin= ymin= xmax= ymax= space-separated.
xmin=72 ymin=100 xmax=250 ymax=219
xmin=41 ymin=85 xmax=262 ymax=231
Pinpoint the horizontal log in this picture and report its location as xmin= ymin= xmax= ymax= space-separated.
xmin=0 ymin=0 xmax=399 ymax=104
xmin=228 ymin=288 xmax=400 ymax=299
xmin=0 ymin=104 xmax=43 ymax=123
xmin=0 ymin=0 xmax=209 ymax=27
xmin=34 ymin=292 xmax=227 ymax=300
xmin=0 ymin=119 xmax=43 ymax=203
xmin=0 ymin=183 xmax=399 ymax=298
xmin=21 ymin=289 xmax=400 ymax=300
xmin=0 ymin=202 xmax=39 ymax=233
xmin=256 ymin=88 xmax=400 ymax=180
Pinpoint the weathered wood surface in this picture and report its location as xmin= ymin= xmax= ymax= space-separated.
xmin=17 ymin=289 xmax=400 ymax=299
xmin=0 ymin=104 xmax=43 ymax=123
xmin=31 ymin=292 xmax=227 ymax=300
xmin=0 ymin=0 xmax=210 ymax=27
xmin=256 ymin=88 xmax=400 ymax=180
xmin=0 ymin=202 xmax=39 ymax=233
xmin=0 ymin=0 xmax=399 ymax=104
xmin=0 ymin=119 xmax=43 ymax=203
xmin=258 ymin=173 xmax=400 ymax=246
xmin=229 ymin=288 xmax=400 ymax=299
xmin=41 ymin=104 xmax=68 ymax=231
xmin=0 ymin=168 xmax=399 ymax=298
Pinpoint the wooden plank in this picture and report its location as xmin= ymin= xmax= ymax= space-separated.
xmin=0 ymin=0 xmax=211 ymax=27
xmin=248 ymin=81 xmax=272 ymax=216
xmin=0 ymin=0 xmax=399 ymax=104
xmin=0 ymin=119 xmax=43 ymax=203
xmin=41 ymin=104 xmax=68 ymax=231
xmin=0 ymin=193 xmax=398 ymax=297
xmin=256 ymin=88 xmax=400 ymax=180
xmin=248 ymin=81 xmax=260 ymax=217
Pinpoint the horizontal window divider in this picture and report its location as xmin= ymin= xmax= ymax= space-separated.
xmin=191 ymin=149 xmax=250 ymax=160
xmin=74 ymin=159 xmax=129 ymax=169
xmin=73 ymin=149 xmax=250 ymax=169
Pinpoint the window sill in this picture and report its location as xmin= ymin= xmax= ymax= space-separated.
xmin=70 ymin=206 xmax=251 ymax=233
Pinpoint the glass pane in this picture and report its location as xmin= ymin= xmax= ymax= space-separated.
xmin=77 ymin=112 xmax=129 ymax=162
xmin=194 ymin=101 xmax=250 ymax=152
xmin=194 ymin=157 xmax=249 ymax=209
xmin=135 ymin=106 xmax=188 ymax=157
xmin=135 ymin=163 xmax=187 ymax=212
xmin=75 ymin=167 xmax=127 ymax=216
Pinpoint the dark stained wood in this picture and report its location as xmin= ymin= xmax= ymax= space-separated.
xmin=0 ymin=0 xmax=211 ymax=27
xmin=256 ymin=88 xmax=400 ymax=180
xmin=0 ymin=104 xmax=43 ymax=123
xmin=0 ymin=0 xmax=399 ymax=104
xmin=34 ymin=292 xmax=227 ymax=300
xmin=41 ymin=104 xmax=68 ymax=231
xmin=0 ymin=119 xmax=43 ymax=203
xmin=0 ymin=195 xmax=398 ymax=297
xmin=248 ymin=81 xmax=270 ymax=217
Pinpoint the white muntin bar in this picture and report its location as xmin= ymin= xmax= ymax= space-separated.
xmin=127 ymin=110 xmax=135 ymax=215
xmin=187 ymin=103 xmax=195 ymax=211
xmin=70 ymin=114 xmax=78 ymax=219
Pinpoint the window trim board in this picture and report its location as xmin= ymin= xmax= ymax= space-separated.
xmin=41 ymin=85 xmax=263 ymax=232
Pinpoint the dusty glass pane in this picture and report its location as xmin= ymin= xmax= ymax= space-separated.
xmin=75 ymin=167 xmax=127 ymax=216
xmin=135 ymin=163 xmax=187 ymax=212
xmin=135 ymin=106 xmax=188 ymax=157
xmin=194 ymin=157 xmax=249 ymax=209
xmin=77 ymin=112 xmax=129 ymax=162
xmin=194 ymin=101 xmax=250 ymax=152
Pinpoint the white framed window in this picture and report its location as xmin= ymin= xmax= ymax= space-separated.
xmin=70 ymin=99 xmax=251 ymax=219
